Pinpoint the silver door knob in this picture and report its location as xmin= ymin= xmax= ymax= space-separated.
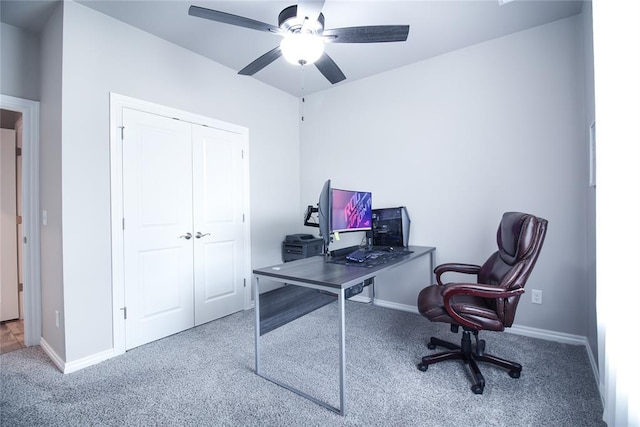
xmin=179 ymin=232 xmax=192 ymax=240
xmin=195 ymin=232 xmax=211 ymax=239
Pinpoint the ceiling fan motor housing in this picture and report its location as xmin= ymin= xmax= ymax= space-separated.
xmin=278 ymin=5 xmax=325 ymax=34
xmin=188 ymin=2 xmax=409 ymax=84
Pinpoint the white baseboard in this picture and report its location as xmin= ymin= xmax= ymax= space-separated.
xmin=506 ymin=324 xmax=585 ymax=345
xmin=353 ymin=295 xmax=593 ymax=346
xmin=39 ymin=338 xmax=65 ymax=372
xmin=349 ymin=295 xmax=419 ymax=314
xmin=63 ymin=349 xmax=115 ymax=374
xmin=40 ymin=338 xmax=115 ymax=374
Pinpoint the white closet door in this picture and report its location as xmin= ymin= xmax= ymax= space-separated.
xmin=1 ymin=129 xmax=19 ymax=322
xmin=122 ymin=108 xmax=194 ymax=350
xmin=192 ymin=125 xmax=245 ymax=325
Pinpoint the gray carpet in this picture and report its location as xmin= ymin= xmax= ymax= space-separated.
xmin=0 ymin=301 xmax=604 ymax=426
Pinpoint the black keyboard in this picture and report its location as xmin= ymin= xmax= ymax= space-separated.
xmin=346 ymin=249 xmax=371 ymax=263
xmin=344 ymin=247 xmax=414 ymax=266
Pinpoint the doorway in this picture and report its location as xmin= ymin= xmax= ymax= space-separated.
xmin=1 ymin=115 xmax=23 ymax=354
xmin=0 ymin=95 xmax=41 ymax=351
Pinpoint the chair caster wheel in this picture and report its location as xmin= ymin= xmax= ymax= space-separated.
xmin=427 ymin=343 xmax=436 ymax=350
xmin=509 ymin=369 xmax=521 ymax=378
xmin=471 ymin=384 xmax=484 ymax=394
xmin=417 ymin=363 xmax=428 ymax=372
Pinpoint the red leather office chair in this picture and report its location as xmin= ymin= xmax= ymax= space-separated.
xmin=417 ymin=212 xmax=547 ymax=394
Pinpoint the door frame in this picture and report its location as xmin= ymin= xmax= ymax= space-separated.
xmin=109 ymin=93 xmax=252 ymax=356
xmin=0 ymin=94 xmax=41 ymax=347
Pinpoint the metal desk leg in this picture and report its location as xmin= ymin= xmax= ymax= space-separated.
xmin=253 ymin=277 xmax=346 ymax=415
xmin=370 ymin=278 xmax=376 ymax=304
xmin=338 ymin=288 xmax=346 ymax=415
xmin=255 ymin=276 xmax=261 ymax=374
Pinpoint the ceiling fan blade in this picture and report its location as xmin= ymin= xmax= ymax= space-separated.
xmin=296 ymin=0 xmax=325 ymax=23
xmin=323 ymin=25 xmax=410 ymax=43
xmin=314 ymin=52 xmax=346 ymax=84
xmin=189 ymin=5 xmax=281 ymax=33
xmin=238 ymin=46 xmax=283 ymax=76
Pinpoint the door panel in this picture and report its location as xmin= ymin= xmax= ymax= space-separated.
xmin=123 ymin=108 xmax=194 ymax=350
xmin=0 ymin=129 xmax=19 ymax=322
xmin=139 ymin=248 xmax=185 ymax=316
xmin=193 ymin=125 xmax=245 ymax=325
xmin=203 ymin=241 xmax=235 ymax=300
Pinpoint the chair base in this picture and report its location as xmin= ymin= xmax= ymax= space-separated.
xmin=417 ymin=330 xmax=522 ymax=394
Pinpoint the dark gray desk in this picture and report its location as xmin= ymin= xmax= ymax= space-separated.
xmin=253 ymin=245 xmax=436 ymax=415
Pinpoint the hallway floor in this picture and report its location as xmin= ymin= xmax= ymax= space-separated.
xmin=0 ymin=319 xmax=25 ymax=355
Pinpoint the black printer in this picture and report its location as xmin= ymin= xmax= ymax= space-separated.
xmin=282 ymin=234 xmax=323 ymax=262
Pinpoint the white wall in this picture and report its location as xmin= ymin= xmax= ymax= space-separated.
xmin=0 ymin=22 xmax=40 ymax=101
xmin=39 ymin=4 xmax=65 ymax=359
xmin=54 ymin=1 xmax=299 ymax=363
xmin=580 ymin=1 xmax=598 ymax=365
xmin=301 ymin=15 xmax=590 ymax=336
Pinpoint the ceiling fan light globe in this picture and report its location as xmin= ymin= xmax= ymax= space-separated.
xmin=280 ymin=33 xmax=324 ymax=65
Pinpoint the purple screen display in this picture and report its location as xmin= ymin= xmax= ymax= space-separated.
xmin=331 ymin=189 xmax=372 ymax=232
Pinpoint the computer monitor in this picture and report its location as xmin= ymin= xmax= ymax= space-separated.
xmin=318 ymin=179 xmax=332 ymax=251
xmin=317 ymin=180 xmax=373 ymax=253
xmin=330 ymin=188 xmax=372 ymax=234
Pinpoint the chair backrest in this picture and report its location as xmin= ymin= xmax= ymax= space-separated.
xmin=478 ymin=212 xmax=548 ymax=327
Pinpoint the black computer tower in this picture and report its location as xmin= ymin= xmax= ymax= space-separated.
xmin=371 ymin=207 xmax=411 ymax=248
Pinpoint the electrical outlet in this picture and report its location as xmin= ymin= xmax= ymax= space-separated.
xmin=55 ymin=310 xmax=60 ymax=328
xmin=531 ymin=289 xmax=542 ymax=305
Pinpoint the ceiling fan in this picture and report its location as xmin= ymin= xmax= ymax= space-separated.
xmin=188 ymin=1 xmax=410 ymax=84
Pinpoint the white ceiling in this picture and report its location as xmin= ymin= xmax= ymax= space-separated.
xmin=1 ymin=0 xmax=584 ymax=97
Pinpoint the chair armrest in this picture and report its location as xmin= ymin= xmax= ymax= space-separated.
xmin=434 ymin=263 xmax=481 ymax=286
xmin=441 ymin=283 xmax=525 ymax=330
